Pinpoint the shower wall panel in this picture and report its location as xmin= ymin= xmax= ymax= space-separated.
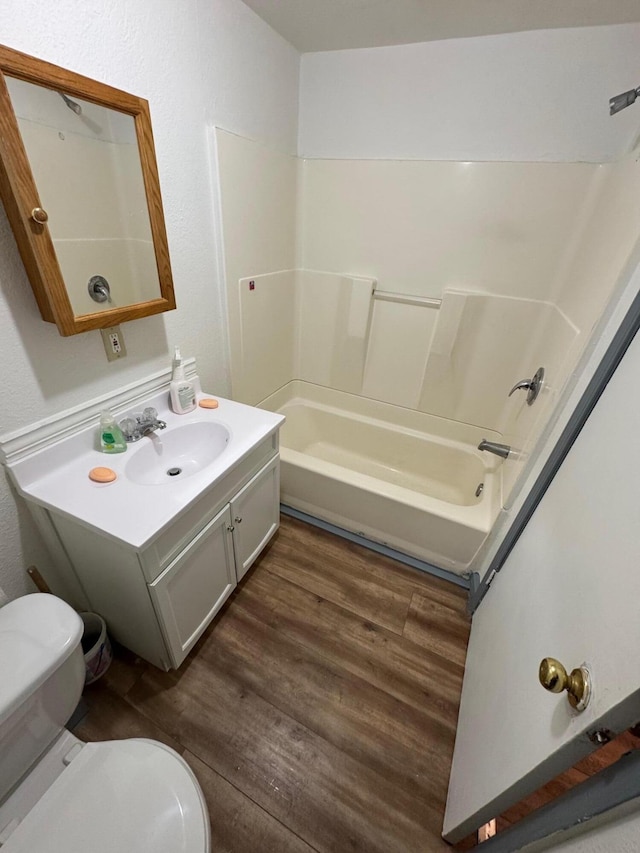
xmin=417 ymin=293 xmax=578 ymax=432
xmin=498 ymin=149 xmax=640 ymax=503
xmin=219 ymin=130 xmax=639 ymax=509
xmin=214 ymin=128 xmax=298 ymax=401
xmin=360 ymin=298 xmax=438 ymax=409
xmin=298 ymin=159 xmax=600 ymax=301
xmin=235 ymin=271 xmax=297 ymax=404
xmin=295 ymin=270 xmax=374 ymax=395
xmin=294 ymin=156 xmax=637 ymax=506
xmin=555 ymin=150 xmax=640 ymax=334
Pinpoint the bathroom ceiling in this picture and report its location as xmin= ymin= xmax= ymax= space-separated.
xmin=241 ymin=0 xmax=640 ymax=52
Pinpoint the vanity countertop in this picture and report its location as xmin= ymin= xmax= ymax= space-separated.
xmin=9 ymin=391 xmax=284 ymax=550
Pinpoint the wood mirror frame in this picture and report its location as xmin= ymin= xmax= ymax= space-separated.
xmin=0 ymin=45 xmax=176 ymax=336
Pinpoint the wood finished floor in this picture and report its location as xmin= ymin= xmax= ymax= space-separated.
xmin=73 ymin=515 xmax=470 ymax=852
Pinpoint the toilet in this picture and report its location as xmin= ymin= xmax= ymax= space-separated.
xmin=0 ymin=594 xmax=210 ymax=852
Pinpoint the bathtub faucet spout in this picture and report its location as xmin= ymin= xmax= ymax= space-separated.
xmin=478 ymin=439 xmax=511 ymax=459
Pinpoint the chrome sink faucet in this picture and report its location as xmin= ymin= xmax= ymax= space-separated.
xmin=119 ymin=407 xmax=167 ymax=443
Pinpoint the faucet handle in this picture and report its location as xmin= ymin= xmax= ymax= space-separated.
xmin=120 ymin=407 xmax=166 ymax=442
xmin=119 ymin=417 xmax=138 ymax=442
xmin=508 ymin=367 xmax=545 ymax=406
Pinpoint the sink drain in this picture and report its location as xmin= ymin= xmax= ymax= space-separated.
xmin=166 ymin=467 xmax=182 ymax=477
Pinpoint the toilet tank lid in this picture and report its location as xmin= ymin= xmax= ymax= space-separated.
xmin=0 ymin=594 xmax=83 ymax=726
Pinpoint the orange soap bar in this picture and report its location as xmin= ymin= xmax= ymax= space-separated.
xmin=199 ymin=398 xmax=219 ymax=409
xmin=89 ymin=466 xmax=117 ymax=483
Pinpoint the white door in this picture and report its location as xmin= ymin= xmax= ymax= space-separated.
xmin=443 ymin=325 xmax=640 ymax=842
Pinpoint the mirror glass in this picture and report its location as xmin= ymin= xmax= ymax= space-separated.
xmin=5 ymin=76 xmax=162 ymax=316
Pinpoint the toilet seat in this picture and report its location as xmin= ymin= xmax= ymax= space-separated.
xmin=1 ymin=739 xmax=210 ymax=852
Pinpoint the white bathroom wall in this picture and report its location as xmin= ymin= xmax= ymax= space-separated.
xmin=0 ymin=0 xmax=299 ymax=600
xmin=298 ymin=24 xmax=640 ymax=162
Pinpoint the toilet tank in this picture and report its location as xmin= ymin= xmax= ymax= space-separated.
xmin=0 ymin=594 xmax=84 ymax=801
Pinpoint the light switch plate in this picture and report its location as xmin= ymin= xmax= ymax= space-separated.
xmin=100 ymin=325 xmax=127 ymax=361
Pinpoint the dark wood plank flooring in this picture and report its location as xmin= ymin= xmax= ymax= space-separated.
xmin=73 ymin=514 xmax=470 ymax=852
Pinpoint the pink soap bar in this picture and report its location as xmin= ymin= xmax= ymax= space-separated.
xmin=89 ymin=466 xmax=117 ymax=483
xmin=199 ymin=398 xmax=219 ymax=409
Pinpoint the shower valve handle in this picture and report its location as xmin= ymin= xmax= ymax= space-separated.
xmin=508 ymin=379 xmax=533 ymax=395
xmin=508 ymin=367 xmax=545 ymax=406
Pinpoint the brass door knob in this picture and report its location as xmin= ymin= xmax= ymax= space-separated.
xmin=30 ymin=207 xmax=49 ymax=224
xmin=539 ymin=658 xmax=591 ymax=711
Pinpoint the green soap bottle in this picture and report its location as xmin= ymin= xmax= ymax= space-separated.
xmin=99 ymin=410 xmax=127 ymax=453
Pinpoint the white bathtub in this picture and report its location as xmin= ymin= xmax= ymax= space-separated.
xmin=259 ymin=381 xmax=503 ymax=576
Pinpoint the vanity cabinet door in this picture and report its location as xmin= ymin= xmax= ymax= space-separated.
xmin=230 ymin=455 xmax=280 ymax=582
xmin=149 ymin=505 xmax=236 ymax=668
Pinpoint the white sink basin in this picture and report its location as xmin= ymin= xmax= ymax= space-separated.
xmin=125 ymin=422 xmax=230 ymax=485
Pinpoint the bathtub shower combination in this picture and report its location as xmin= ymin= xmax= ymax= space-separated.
xmin=261 ymin=381 xmax=503 ymax=576
xmin=218 ymin=122 xmax=640 ymax=582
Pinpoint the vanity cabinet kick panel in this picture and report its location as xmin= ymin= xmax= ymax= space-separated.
xmin=231 ymin=455 xmax=280 ymax=581
xmin=43 ymin=450 xmax=281 ymax=671
xmin=149 ymin=506 xmax=237 ymax=668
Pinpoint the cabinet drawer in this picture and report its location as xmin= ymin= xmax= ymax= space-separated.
xmin=140 ymin=435 xmax=277 ymax=581
xmin=148 ymin=505 xmax=236 ymax=668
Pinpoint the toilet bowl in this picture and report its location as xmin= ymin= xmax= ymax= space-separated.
xmin=0 ymin=594 xmax=210 ymax=852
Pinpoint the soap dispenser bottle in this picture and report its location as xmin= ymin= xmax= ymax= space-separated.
xmin=99 ymin=410 xmax=127 ymax=453
xmin=169 ymin=346 xmax=197 ymax=414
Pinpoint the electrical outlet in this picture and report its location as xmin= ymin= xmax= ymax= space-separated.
xmin=100 ymin=325 xmax=127 ymax=362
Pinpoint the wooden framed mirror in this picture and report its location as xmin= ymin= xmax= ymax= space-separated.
xmin=0 ymin=45 xmax=176 ymax=336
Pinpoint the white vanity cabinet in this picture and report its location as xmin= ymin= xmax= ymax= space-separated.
xmin=5 ymin=385 xmax=285 ymax=671
xmin=147 ymin=454 xmax=280 ymax=666
xmin=42 ymin=441 xmax=281 ymax=670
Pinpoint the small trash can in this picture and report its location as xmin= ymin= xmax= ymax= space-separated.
xmin=79 ymin=612 xmax=112 ymax=684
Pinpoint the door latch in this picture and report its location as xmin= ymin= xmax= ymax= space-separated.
xmin=539 ymin=657 xmax=592 ymax=711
